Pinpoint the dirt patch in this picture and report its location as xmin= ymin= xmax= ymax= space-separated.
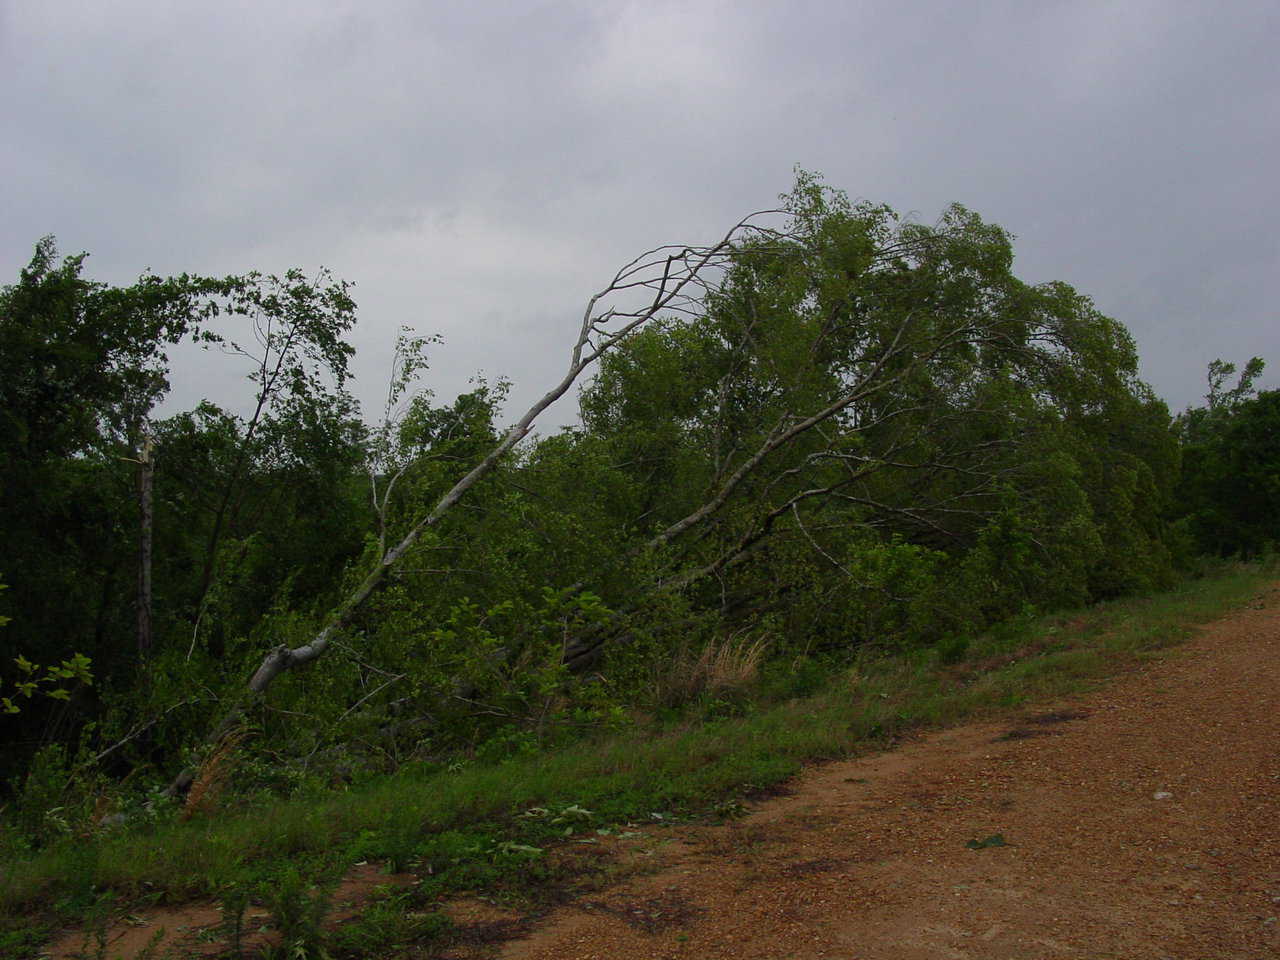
xmin=44 ymin=862 xmax=417 ymax=959
xmin=778 ymin=857 xmax=851 ymax=878
xmin=47 ymin=903 xmax=225 ymax=960
xmin=435 ymin=901 xmax=530 ymax=960
xmin=503 ymin=584 xmax=1280 ymax=960
xmin=992 ymin=726 xmax=1062 ymax=742
xmin=1024 ymin=708 xmax=1090 ymax=725
xmin=579 ymin=890 xmax=705 ymax=934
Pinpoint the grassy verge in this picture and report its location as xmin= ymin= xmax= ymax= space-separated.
xmin=2 ymin=559 xmax=1274 ymax=951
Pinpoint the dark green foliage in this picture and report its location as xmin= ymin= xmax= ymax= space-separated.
xmin=1176 ymin=360 xmax=1278 ymax=557
xmin=0 ymin=918 xmax=53 ymax=960
xmin=0 ymin=240 xmax=218 ymax=779
xmin=0 ymin=174 xmax=1253 ymax=902
xmin=0 ymin=238 xmax=369 ymax=791
xmin=259 ymin=867 xmax=334 ymax=959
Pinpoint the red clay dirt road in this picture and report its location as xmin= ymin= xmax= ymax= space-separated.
xmin=502 ymin=587 xmax=1280 ymax=960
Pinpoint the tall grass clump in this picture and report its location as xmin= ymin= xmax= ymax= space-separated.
xmin=659 ymin=632 xmax=770 ymax=706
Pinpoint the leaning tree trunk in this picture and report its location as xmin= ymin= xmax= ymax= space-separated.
xmin=167 ymin=213 xmax=780 ymax=795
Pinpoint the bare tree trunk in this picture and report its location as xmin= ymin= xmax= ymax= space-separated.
xmin=168 ymin=213 xmax=779 ymax=793
xmin=137 ymin=434 xmax=154 ymax=659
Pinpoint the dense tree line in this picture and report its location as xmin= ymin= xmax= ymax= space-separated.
xmin=0 ymin=176 xmax=1271 ymax=836
xmin=1175 ymin=358 xmax=1276 ymax=557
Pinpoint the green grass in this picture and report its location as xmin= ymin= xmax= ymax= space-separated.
xmin=1 ymin=558 xmax=1274 ymax=948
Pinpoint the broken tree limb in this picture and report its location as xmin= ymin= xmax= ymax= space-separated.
xmin=167 ymin=212 xmax=782 ymax=794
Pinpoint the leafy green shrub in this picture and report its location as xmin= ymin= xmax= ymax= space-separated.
xmin=9 ymin=744 xmax=73 ymax=846
xmin=0 ymin=917 xmax=52 ymax=960
xmin=260 ymin=867 xmax=333 ymax=960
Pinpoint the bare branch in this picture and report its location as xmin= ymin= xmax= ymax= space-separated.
xmin=178 ymin=210 xmax=786 ymax=777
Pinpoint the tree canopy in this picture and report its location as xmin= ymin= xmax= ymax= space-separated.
xmin=0 ymin=175 xmax=1260 ymax=840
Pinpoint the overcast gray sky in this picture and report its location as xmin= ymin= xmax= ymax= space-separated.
xmin=4 ymin=0 xmax=1276 ymax=426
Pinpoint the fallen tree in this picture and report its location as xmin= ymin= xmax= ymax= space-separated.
xmin=169 ymin=208 xmax=785 ymax=789
xmin=175 ymin=173 xmax=1167 ymax=788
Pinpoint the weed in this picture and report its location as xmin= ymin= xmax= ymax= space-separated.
xmin=936 ymin=634 xmax=970 ymax=665
xmin=360 ymin=817 xmax=423 ymax=873
xmin=69 ymin=892 xmax=113 ymax=960
xmin=660 ymin=632 xmax=769 ymax=706
xmin=0 ymin=918 xmax=52 ymax=960
xmin=183 ymin=728 xmax=249 ymax=822
xmin=260 ymin=867 xmax=333 ymax=960
xmin=329 ymin=892 xmax=451 ymax=955
xmin=53 ymin=839 xmax=102 ymax=918
xmin=130 ymin=927 xmax=167 ymax=960
xmin=966 ymin=834 xmax=1011 ymax=850
xmin=217 ymin=882 xmax=251 ymax=958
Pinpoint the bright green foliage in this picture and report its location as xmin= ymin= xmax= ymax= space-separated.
xmin=575 ymin=172 xmax=1177 ymax=653
xmin=1 ymin=654 xmax=93 ymax=715
xmin=1178 ymin=357 xmax=1266 ymax=443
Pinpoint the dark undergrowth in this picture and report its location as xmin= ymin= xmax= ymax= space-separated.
xmin=2 ymin=557 xmax=1274 ymax=958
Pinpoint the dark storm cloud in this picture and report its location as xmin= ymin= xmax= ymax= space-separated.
xmin=3 ymin=0 xmax=1276 ymax=421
